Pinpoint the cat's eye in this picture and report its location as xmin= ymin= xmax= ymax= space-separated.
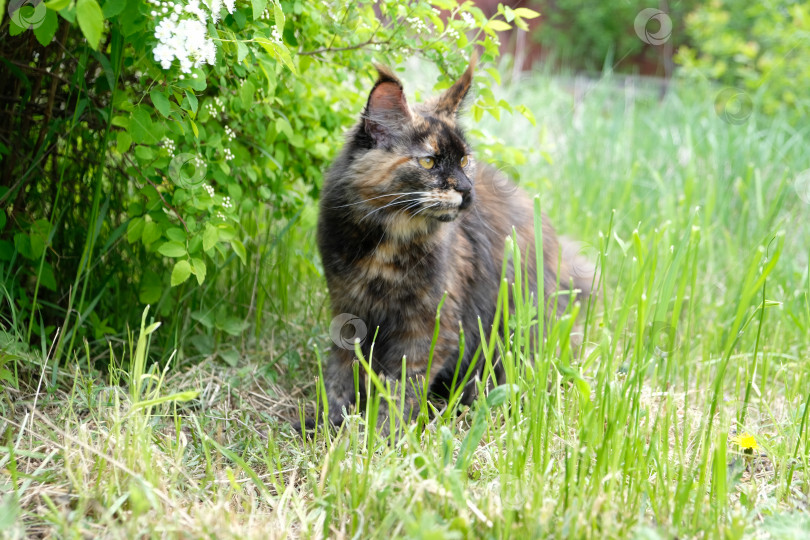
xmin=460 ymin=155 xmax=469 ymax=167
xmin=418 ymin=157 xmax=435 ymax=169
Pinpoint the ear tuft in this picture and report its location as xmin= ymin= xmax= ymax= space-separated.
xmin=364 ymin=66 xmax=412 ymax=147
xmin=372 ymin=64 xmax=404 ymax=86
xmin=436 ymin=53 xmax=478 ymax=117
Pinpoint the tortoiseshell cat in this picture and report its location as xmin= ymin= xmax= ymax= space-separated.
xmin=316 ymin=60 xmax=590 ymax=432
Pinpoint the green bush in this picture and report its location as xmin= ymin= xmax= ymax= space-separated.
xmin=0 ymin=1 xmax=536 ymax=370
xmin=675 ymin=0 xmax=810 ymax=120
xmin=529 ymin=0 xmax=697 ymax=73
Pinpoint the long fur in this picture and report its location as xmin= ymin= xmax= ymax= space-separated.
xmin=316 ymin=62 xmax=591 ymax=431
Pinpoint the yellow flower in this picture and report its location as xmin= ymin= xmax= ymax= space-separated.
xmin=731 ymin=432 xmax=759 ymax=453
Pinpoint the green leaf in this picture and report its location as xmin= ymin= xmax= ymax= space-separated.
xmin=76 ymin=0 xmax=104 ymax=50
xmin=14 ymin=233 xmax=33 ymax=259
xmin=236 ymin=41 xmax=249 ymax=63
xmin=239 ymin=79 xmax=255 ymax=106
xmin=502 ymin=5 xmax=514 ymax=23
xmin=231 ymin=239 xmax=247 ymax=264
xmin=45 ymin=0 xmax=71 ymax=9
xmin=516 ymin=104 xmax=537 ymax=127
xmin=513 ymin=7 xmax=540 ymax=19
xmin=273 ymin=0 xmax=285 ymax=34
xmin=184 ymin=90 xmax=198 ymax=114
xmin=0 ymin=495 xmax=20 ymax=531
xmin=157 ymin=241 xmax=187 ymax=258
xmin=218 ymin=348 xmax=240 ymax=367
xmin=134 ymin=145 xmax=153 ymax=161
xmin=165 ymin=227 xmax=186 ymax=242
xmin=485 ymin=19 xmax=511 ymax=32
xmin=486 ymin=384 xmax=519 ymax=408
xmin=150 ymin=89 xmax=171 ymax=118
xmin=39 ymin=262 xmax=57 ymax=291
xmin=455 ymin=407 xmax=488 ymax=470
xmin=574 ymin=378 xmax=591 ymax=404
xmin=255 ymin=37 xmax=297 ymax=74
xmin=9 ymin=21 xmax=26 ymax=38
xmin=251 ymin=0 xmax=267 ymax=19
xmin=141 ymin=220 xmax=161 ymax=246
xmin=131 ymin=390 xmax=199 ymax=410
xmin=191 ymin=257 xmax=206 ymax=285
xmin=191 ymin=310 xmax=214 ymax=329
xmin=111 ymin=115 xmax=129 ymax=128
xmin=0 ymin=240 xmax=15 ymax=261
xmin=34 ymin=9 xmax=59 ymax=46
xmin=216 ymin=224 xmax=236 ymax=241
xmin=275 ymin=117 xmax=293 ymax=139
xmin=0 ymin=209 xmax=6 ymax=231
xmin=218 ymin=315 xmax=248 ymax=336
xmin=28 ymin=220 xmax=50 ymax=259
xmin=138 ymin=271 xmax=163 ymax=304
xmin=202 ymin=224 xmax=217 ymax=252
xmin=130 ymin=107 xmax=157 ymax=145
xmin=170 ymin=260 xmax=192 ymax=286
xmin=116 ymin=130 xmax=131 ymax=153
xmin=127 ymin=216 xmax=145 ymax=243
xmin=102 ymin=0 xmax=126 ymax=18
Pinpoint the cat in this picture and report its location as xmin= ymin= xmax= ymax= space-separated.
xmin=313 ymin=59 xmax=591 ymax=434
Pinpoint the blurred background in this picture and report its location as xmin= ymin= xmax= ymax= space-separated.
xmin=2 ymin=2 xmax=810 ymax=536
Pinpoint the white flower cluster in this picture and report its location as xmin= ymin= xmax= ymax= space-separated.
xmin=150 ymin=0 xmax=238 ymax=73
xmin=217 ymin=211 xmax=226 ymax=219
xmin=491 ymin=34 xmax=501 ymax=46
xmin=224 ymin=126 xmax=236 ymax=141
xmin=205 ymin=96 xmax=226 ymax=117
xmin=203 ymin=184 xmax=215 ymax=197
xmin=222 ymin=196 xmax=234 ymax=209
xmin=460 ymin=11 xmax=475 ymax=27
xmin=260 ymin=8 xmax=270 ymax=19
xmin=269 ymin=25 xmax=282 ymax=44
xmin=406 ymin=16 xmax=428 ymax=35
xmin=447 ymin=27 xmax=460 ymax=41
xmin=162 ymin=137 xmax=177 ymax=154
xmin=223 ymin=147 xmax=235 ymax=161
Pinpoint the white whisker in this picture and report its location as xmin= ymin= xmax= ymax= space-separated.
xmin=359 ymin=197 xmax=425 ymax=222
xmin=328 ymin=191 xmax=431 ymax=209
xmin=411 ymin=202 xmax=442 ymax=218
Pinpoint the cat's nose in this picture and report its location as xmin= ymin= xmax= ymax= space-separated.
xmin=453 ymin=175 xmax=472 ymax=194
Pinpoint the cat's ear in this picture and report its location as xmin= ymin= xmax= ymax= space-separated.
xmin=435 ymin=54 xmax=478 ymax=117
xmin=364 ymin=66 xmax=412 ymax=146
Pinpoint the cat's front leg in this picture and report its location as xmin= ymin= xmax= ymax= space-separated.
xmin=373 ymin=345 xmax=437 ymax=438
xmin=373 ymin=372 xmax=423 ymax=438
xmin=324 ymin=346 xmax=361 ymax=427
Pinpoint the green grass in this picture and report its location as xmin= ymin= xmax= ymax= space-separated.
xmin=2 ymin=70 xmax=810 ymax=539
